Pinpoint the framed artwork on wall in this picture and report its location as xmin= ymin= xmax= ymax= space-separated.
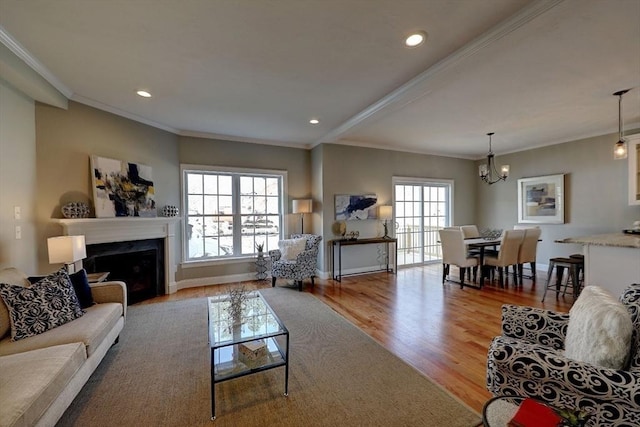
xmin=91 ymin=155 xmax=156 ymax=218
xmin=517 ymin=174 xmax=565 ymax=224
xmin=335 ymin=194 xmax=378 ymax=220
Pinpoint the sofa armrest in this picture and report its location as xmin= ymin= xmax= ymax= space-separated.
xmin=90 ymin=280 xmax=127 ymax=318
xmin=487 ymin=336 xmax=640 ymax=425
xmin=268 ymin=249 xmax=282 ymax=262
xmin=501 ymin=304 xmax=569 ymax=350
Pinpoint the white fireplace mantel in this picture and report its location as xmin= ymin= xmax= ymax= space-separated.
xmin=51 ymin=217 xmax=181 ymax=294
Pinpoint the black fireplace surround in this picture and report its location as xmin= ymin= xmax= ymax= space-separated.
xmin=84 ymin=238 xmax=165 ymax=305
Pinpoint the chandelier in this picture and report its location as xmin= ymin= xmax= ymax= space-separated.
xmin=613 ymin=89 xmax=631 ymax=160
xmin=479 ymin=132 xmax=509 ymax=185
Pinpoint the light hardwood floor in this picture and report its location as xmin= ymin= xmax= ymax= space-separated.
xmin=142 ymin=264 xmax=574 ymax=413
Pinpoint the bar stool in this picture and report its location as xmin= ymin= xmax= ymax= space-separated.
xmin=564 ymin=254 xmax=584 ymax=296
xmin=542 ymin=257 xmax=584 ymax=302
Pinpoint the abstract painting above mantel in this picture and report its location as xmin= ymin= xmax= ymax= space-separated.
xmin=335 ymin=194 xmax=377 ymax=220
xmin=517 ymin=174 xmax=565 ymax=224
xmin=91 ymin=155 xmax=156 ymax=218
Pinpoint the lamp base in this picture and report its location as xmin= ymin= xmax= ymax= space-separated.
xmin=382 ymin=221 xmax=391 ymax=239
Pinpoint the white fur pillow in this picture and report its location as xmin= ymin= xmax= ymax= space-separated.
xmin=565 ymin=285 xmax=633 ymax=369
xmin=278 ymin=238 xmax=307 ymax=261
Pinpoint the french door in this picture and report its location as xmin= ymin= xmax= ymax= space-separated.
xmin=393 ymin=179 xmax=453 ymax=266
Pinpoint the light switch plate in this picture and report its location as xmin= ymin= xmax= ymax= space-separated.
xmin=14 ymin=206 xmax=21 ymax=220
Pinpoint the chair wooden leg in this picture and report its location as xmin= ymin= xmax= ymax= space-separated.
xmin=472 ymin=266 xmax=478 ymax=282
xmin=272 ymin=276 xmax=276 ymax=287
xmin=311 ymin=276 xmax=315 ymax=288
xmin=298 ymin=280 xmax=303 ymax=292
xmin=530 ymin=262 xmax=536 ymax=280
xmin=442 ymin=263 xmax=447 ymax=283
xmin=460 ymin=267 xmax=466 ymax=288
xmin=498 ymin=267 xmax=504 ymax=288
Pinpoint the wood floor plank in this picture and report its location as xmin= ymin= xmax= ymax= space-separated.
xmin=142 ymin=264 xmax=573 ymax=413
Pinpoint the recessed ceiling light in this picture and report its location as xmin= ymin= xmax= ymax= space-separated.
xmin=309 ymin=119 xmax=319 ymax=125
xmin=136 ymin=90 xmax=152 ymax=98
xmin=405 ymin=31 xmax=427 ymax=48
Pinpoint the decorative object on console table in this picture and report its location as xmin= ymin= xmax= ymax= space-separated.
xmin=47 ymin=235 xmax=86 ymax=273
xmin=61 ymin=202 xmax=90 ymax=218
xmin=91 ymin=155 xmax=156 ymax=218
xmin=517 ymin=174 xmax=565 ymax=224
xmin=161 ymin=205 xmax=179 ymax=217
xmin=292 ymin=199 xmax=312 ymax=233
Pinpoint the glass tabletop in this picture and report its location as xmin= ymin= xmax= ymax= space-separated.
xmin=208 ymin=291 xmax=287 ymax=348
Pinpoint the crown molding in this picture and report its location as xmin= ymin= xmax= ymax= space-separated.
xmin=179 ymin=129 xmax=312 ymax=150
xmin=0 ymin=24 xmax=73 ymax=99
xmin=71 ymin=94 xmax=179 ymax=134
xmin=315 ymin=0 xmax=566 ymax=145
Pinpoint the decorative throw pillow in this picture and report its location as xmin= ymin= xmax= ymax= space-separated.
xmin=565 ymin=285 xmax=633 ymax=369
xmin=0 ymin=269 xmax=84 ymax=341
xmin=278 ymin=238 xmax=307 ymax=261
xmin=29 ymin=269 xmax=94 ymax=309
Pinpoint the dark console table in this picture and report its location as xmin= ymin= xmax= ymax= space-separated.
xmin=330 ymin=237 xmax=398 ymax=282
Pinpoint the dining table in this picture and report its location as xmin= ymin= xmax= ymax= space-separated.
xmin=464 ymin=237 xmax=501 ymax=287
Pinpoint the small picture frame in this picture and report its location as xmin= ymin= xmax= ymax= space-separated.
xmin=517 ymin=174 xmax=565 ymax=224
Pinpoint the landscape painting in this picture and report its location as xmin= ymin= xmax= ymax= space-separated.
xmin=91 ymin=155 xmax=156 ymax=218
xmin=335 ymin=194 xmax=378 ymax=220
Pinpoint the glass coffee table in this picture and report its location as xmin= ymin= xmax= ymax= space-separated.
xmin=208 ymin=292 xmax=289 ymax=420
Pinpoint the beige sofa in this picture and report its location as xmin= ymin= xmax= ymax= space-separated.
xmin=0 ymin=268 xmax=126 ymax=427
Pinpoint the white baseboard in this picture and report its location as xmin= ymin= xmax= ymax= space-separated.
xmin=175 ymin=272 xmax=258 ymax=292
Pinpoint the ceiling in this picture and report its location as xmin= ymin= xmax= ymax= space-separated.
xmin=0 ymin=0 xmax=638 ymax=159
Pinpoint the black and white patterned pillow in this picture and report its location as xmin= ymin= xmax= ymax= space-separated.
xmin=0 ymin=269 xmax=84 ymax=341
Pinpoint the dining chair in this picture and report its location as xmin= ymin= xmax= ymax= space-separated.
xmin=516 ymin=227 xmax=542 ymax=282
xmin=438 ymin=228 xmax=478 ymax=288
xmin=459 ymin=225 xmax=481 ymax=239
xmin=483 ymin=229 xmax=525 ymax=288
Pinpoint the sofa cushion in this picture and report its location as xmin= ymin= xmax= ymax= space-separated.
xmin=0 ymin=302 xmax=122 ymax=358
xmin=0 ymin=342 xmax=86 ymax=427
xmin=0 ymin=268 xmax=30 ymax=340
xmin=565 ymin=285 xmax=633 ymax=369
xmin=29 ymin=269 xmax=95 ymax=309
xmin=0 ymin=269 xmax=84 ymax=341
xmin=278 ymin=238 xmax=307 ymax=261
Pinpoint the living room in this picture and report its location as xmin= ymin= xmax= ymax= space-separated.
xmin=1 ymin=1 xmax=640 ymax=426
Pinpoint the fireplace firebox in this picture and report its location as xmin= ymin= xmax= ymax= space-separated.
xmin=84 ymin=238 xmax=165 ymax=305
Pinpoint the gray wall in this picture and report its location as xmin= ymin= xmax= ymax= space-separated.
xmin=476 ymin=131 xmax=640 ymax=264
xmin=34 ymin=101 xmax=181 ymax=273
xmin=318 ymin=143 xmax=478 ymax=273
xmin=0 ymin=80 xmax=38 ymax=272
xmin=177 ymin=136 xmax=310 ymax=281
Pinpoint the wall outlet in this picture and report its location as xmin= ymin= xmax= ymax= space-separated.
xmin=15 ymin=226 xmax=21 ymax=240
xmin=14 ymin=206 xmax=21 ymax=220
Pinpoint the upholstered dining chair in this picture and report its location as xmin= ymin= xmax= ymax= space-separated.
xmin=516 ymin=227 xmax=541 ymax=282
xmin=269 ymin=234 xmax=322 ymax=291
xmin=483 ymin=229 xmax=525 ymax=288
xmin=459 ymin=225 xmax=481 ymax=239
xmin=438 ymin=228 xmax=478 ymax=288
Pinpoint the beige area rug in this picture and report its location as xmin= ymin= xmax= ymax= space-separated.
xmin=57 ymin=288 xmax=480 ymax=426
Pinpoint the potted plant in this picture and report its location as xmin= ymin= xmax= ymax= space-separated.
xmin=255 ymin=242 xmax=264 ymax=255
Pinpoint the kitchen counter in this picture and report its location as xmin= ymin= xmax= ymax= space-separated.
xmin=557 ymin=233 xmax=640 ymax=297
xmin=556 ymin=233 xmax=640 ymax=248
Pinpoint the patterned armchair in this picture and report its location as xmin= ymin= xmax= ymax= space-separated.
xmin=487 ymin=283 xmax=640 ymax=426
xmin=269 ymin=234 xmax=322 ymax=292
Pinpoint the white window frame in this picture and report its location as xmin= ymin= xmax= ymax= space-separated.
xmin=180 ymin=164 xmax=288 ymax=266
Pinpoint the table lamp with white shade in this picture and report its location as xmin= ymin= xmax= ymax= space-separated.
xmin=292 ymin=199 xmax=312 ymax=234
xmin=379 ymin=205 xmax=393 ymax=239
xmin=47 ymin=235 xmax=86 ymax=273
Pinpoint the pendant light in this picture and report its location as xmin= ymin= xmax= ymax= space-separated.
xmin=613 ymin=89 xmax=631 ymax=160
xmin=479 ymin=132 xmax=509 ymax=184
